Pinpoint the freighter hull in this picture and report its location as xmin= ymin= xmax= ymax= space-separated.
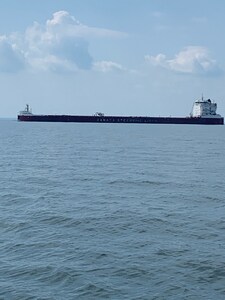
xmin=17 ymin=114 xmax=224 ymax=125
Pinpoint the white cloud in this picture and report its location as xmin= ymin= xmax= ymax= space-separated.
xmin=0 ymin=36 xmax=25 ymax=72
xmin=45 ymin=11 xmax=126 ymax=39
xmin=0 ymin=11 xmax=126 ymax=73
xmin=93 ymin=61 xmax=125 ymax=72
xmin=145 ymin=46 xmax=221 ymax=76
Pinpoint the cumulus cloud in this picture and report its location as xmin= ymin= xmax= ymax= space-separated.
xmin=0 ymin=11 xmax=126 ymax=73
xmin=93 ymin=61 xmax=125 ymax=72
xmin=145 ymin=46 xmax=221 ymax=76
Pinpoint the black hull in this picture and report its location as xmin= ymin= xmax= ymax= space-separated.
xmin=17 ymin=114 xmax=224 ymax=125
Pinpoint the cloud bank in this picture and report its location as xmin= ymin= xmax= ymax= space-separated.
xmin=0 ymin=11 xmax=125 ymax=73
xmin=0 ymin=13 xmax=221 ymax=77
xmin=145 ymin=46 xmax=221 ymax=76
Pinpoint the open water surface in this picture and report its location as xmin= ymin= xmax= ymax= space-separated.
xmin=0 ymin=120 xmax=225 ymax=299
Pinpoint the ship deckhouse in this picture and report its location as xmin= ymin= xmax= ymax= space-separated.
xmin=191 ymin=97 xmax=222 ymax=118
xmin=19 ymin=104 xmax=33 ymax=116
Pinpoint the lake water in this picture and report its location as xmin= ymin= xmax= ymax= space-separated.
xmin=0 ymin=120 xmax=225 ymax=299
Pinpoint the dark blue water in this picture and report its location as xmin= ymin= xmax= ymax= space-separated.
xmin=0 ymin=120 xmax=225 ymax=299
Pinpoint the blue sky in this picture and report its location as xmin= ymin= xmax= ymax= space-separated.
xmin=0 ymin=0 xmax=225 ymax=117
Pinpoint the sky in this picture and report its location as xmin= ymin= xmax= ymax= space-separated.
xmin=0 ymin=0 xmax=225 ymax=117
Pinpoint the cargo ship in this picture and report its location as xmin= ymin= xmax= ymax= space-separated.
xmin=18 ymin=97 xmax=224 ymax=125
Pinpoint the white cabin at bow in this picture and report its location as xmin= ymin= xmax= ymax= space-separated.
xmin=19 ymin=104 xmax=33 ymax=116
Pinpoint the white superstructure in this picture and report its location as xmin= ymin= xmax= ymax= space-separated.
xmin=191 ymin=97 xmax=221 ymax=118
xmin=19 ymin=104 xmax=33 ymax=116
